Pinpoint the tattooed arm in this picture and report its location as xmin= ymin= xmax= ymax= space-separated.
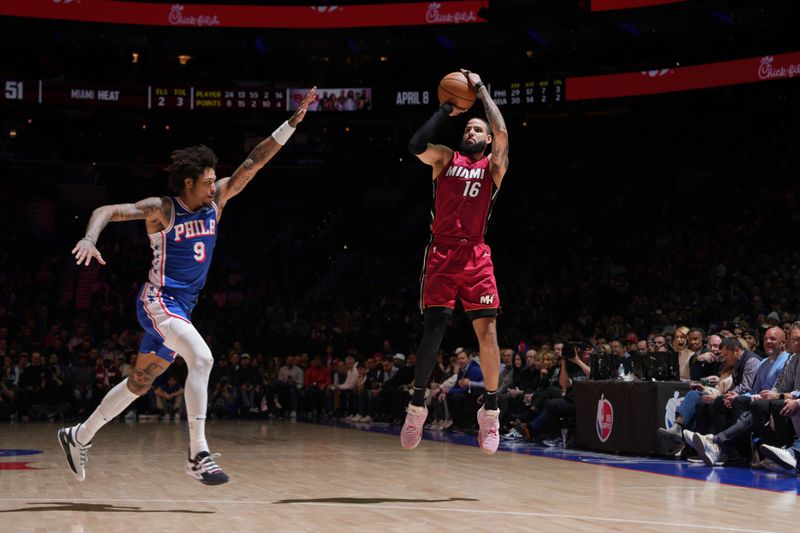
xmin=462 ymin=69 xmax=509 ymax=187
xmin=215 ymin=87 xmax=318 ymax=210
xmin=71 ymin=196 xmax=171 ymax=266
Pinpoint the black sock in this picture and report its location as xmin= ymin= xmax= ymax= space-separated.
xmin=484 ymin=390 xmax=498 ymax=410
xmin=412 ymin=387 xmax=426 ymax=406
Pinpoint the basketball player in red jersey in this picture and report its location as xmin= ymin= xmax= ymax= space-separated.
xmin=402 ymin=69 xmax=509 ymax=454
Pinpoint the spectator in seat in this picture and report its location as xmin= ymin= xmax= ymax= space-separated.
xmin=303 ymin=355 xmax=331 ymax=417
xmin=328 ymin=356 xmax=357 ymax=417
xmin=4 ymin=354 xmax=21 ymax=387
xmin=276 ymin=355 xmax=304 ymax=419
xmin=210 ymin=376 xmax=238 ymax=419
xmin=237 ymin=354 xmax=261 ymax=415
xmin=379 ymin=353 xmax=415 ymax=425
xmin=154 ymin=374 xmax=185 ymax=420
xmin=609 ymin=339 xmax=633 ymax=379
xmin=33 ymin=354 xmax=70 ymax=421
xmin=350 ymin=364 xmax=374 ymax=423
xmin=653 ymin=334 xmax=669 ymax=354
xmin=18 ymin=352 xmax=47 ymax=419
xmin=743 ymin=323 xmax=800 ymax=474
xmin=446 ymin=348 xmax=484 ymax=432
xmin=686 ymin=334 xmax=772 ymax=465
xmin=674 ymin=326 xmax=692 ymax=380
xmin=430 ymin=351 xmax=454 ymax=386
xmin=659 ymin=334 xmax=727 ymax=444
xmin=498 ymin=349 xmax=514 ymax=391
xmin=689 ymin=329 xmax=724 ymax=381
xmin=498 ymin=351 xmax=526 ymax=432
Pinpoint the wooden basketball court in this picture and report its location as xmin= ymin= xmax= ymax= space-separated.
xmin=0 ymin=421 xmax=794 ymax=532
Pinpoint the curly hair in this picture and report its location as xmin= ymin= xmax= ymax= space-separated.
xmin=165 ymin=145 xmax=218 ymax=194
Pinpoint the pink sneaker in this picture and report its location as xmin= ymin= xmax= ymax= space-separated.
xmin=400 ymin=404 xmax=428 ymax=450
xmin=477 ymin=406 xmax=500 ymax=455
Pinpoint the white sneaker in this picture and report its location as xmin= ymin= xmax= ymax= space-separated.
xmin=682 ymin=429 xmax=696 ymax=446
xmin=57 ymin=425 xmax=91 ymax=481
xmin=360 ymin=415 xmax=372 ymax=424
xmin=289 ymin=410 xmax=297 ymax=419
xmin=692 ymin=433 xmax=721 ymax=466
xmin=759 ymin=444 xmax=798 ymax=476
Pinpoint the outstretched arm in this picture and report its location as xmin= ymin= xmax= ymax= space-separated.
xmin=72 ymin=196 xmax=170 ymax=266
xmin=215 ymin=87 xmax=318 ymax=209
xmin=461 ymin=69 xmax=509 ymax=187
xmin=408 ymin=102 xmax=460 ymax=179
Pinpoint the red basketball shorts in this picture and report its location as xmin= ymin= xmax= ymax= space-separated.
xmin=419 ymin=237 xmax=500 ymax=317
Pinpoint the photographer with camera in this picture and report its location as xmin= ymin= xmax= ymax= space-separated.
xmin=516 ymin=342 xmax=591 ymax=446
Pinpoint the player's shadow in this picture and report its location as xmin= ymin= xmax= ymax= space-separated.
xmin=0 ymin=502 xmax=214 ymax=514
xmin=273 ymin=497 xmax=479 ymax=505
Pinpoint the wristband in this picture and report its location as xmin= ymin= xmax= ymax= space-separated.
xmin=81 ymin=237 xmax=96 ymax=246
xmin=271 ymin=120 xmax=296 ymax=146
xmin=474 ymin=81 xmax=485 ymax=94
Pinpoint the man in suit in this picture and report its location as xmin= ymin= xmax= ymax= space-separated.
xmin=447 ymin=349 xmax=484 ymax=431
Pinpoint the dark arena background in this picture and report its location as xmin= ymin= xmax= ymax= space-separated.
xmin=1 ymin=1 xmax=800 ymax=531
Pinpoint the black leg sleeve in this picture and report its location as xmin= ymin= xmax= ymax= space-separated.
xmin=412 ymin=308 xmax=450 ymax=394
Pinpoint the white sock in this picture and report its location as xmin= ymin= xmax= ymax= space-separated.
xmin=78 ymin=378 xmax=138 ymax=445
xmin=189 ymin=416 xmax=207 ymax=458
xmin=164 ymin=319 xmax=212 ymax=458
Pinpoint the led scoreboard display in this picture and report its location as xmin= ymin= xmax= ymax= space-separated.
xmin=2 ymin=79 xmax=284 ymax=111
xmin=195 ymin=87 xmax=284 ymax=110
xmin=394 ymin=79 xmax=564 ymax=107
xmin=43 ymin=81 xmax=148 ymax=108
xmin=490 ymin=79 xmax=564 ymax=106
xmin=2 ymin=79 xmax=38 ymax=104
xmin=149 ymin=86 xmax=284 ymax=110
xmin=149 ymin=86 xmax=191 ymax=109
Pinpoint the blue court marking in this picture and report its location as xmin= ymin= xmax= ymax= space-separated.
xmin=0 ymin=449 xmax=43 ymax=457
xmin=307 ymin=419 xmax=800 ymax=494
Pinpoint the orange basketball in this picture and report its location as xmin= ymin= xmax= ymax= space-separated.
xmin=437 ymin=72 xmax=476 ymax=111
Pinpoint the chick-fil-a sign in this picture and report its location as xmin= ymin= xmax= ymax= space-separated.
xmin=2 ymin=0 xmax=486 ymax=28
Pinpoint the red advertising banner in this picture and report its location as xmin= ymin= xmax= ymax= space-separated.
xmin=0 ymin=1 xmax=485 ymax=29
xmin=567 ymin=52 xmax=800 ymax=101
xmin=591 ymin=0 xmax=686 ymax=11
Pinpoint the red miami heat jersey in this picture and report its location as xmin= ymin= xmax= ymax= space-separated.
xmin=431 ymin=151 xmax=498 ymax=240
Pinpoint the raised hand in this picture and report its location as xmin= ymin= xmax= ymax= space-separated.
xmin=288 ymin=86 xmax=318 ymax=127
xmin=460 ymin=68 xmax=483 ymax=93
xmin=71 ymin=238 xmax=106 ymax=266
